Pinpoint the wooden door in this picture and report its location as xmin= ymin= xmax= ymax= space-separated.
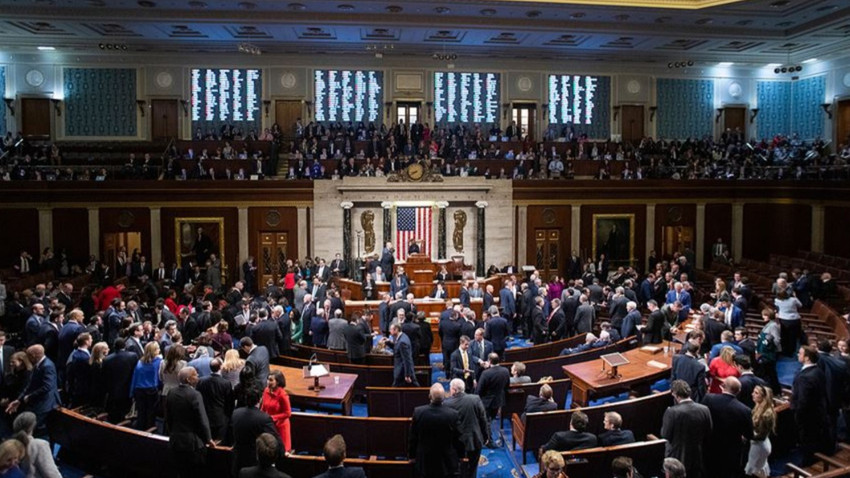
xmin=102 ymin=232 xmax=141 ymax=274
xmin=661 ymin=226 xmax=693 ymax=258
xmin=723 ymin=107 xmax=746 ymax=140
xmin=258 ymin=232 xmax=288 ymax=288
xmin=21 ymin=98 xmax=51 ymax=139
xmin=151 ymin=99 xmax=178 ymax=140
xmin=620 ymin=105 xmax=644 ymax=145
xmin=534 ymin=229 xmax=561 ymax=278
xmin=837 ymin=99 xmax=850 ymax=146
xmin=274 ymin=100 xmax=302 ymax=139
xmin=512 ymin=104 xmax=536 ymax=140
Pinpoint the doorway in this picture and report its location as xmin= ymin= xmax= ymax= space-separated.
xmin=837 ymin=99 xmax=850 ymax=146
xmin=534 ymin=229 xmax=561 ymax=279
xmin=620 ymin=105 xmax=645 ymax=145
xmin=396 ymin=102 xmax=420 ymax=128
xmin=21 ymin=98 xmax=51 ymax=139
xmin=512 ymin=104 xmax=536 ymax=140
xmin=103 ymin=232 xmax=142 ymax=274
xmin=274 ymin=100 xmax=303 ymax=139
xmin=258 ymin=232 xmax=288 ymax=288
xmin=723 ymin=107 xmax=746 ymax=140
xmin=151 ymin=99 xmax=179 ymax=140
xmin=661 ymin=226 xmax=694 ymax=259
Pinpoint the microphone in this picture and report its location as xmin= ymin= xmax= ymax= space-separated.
xmin=308 ymin=353 xmax=317 ymax=368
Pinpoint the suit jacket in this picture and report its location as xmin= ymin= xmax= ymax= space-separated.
xmin=196 ymin=373 xmax=234 ymax=438
xmin=522 ymin=395 xmax=558 ymax=421
xmin=249 ymin=320 xmax=282 ymax=356
xmin=444 ymin=392 xmax=490 ymax=451
xmin=379 ymin=248 xmax=395 ymax=276
xmin=817 ymin=352 xmax=848 ymax=413
xmin=125 ymin=337 xmax=144 ymax=359
xmin=390 ymin=277 xmax=409 ymax=298
xmin=458 ymin=288 xmax=471 ymax=308
xmin=598 ymin=429 xmax=635 ymax=447
xmin=246 ymin=346 xmax=271 ymax=385
xmin=37 ymin=322 xmax=60 ymax=364
xmin=227 ymin=406 xmax=283 ymax=474
xmin=737 ymin=373 xmax=767 ymax=409
xmin=608 ymin=297 xmax=628 ymax=330
xmin=530 ymin=307 xmax=547 ymax=344
xmin=401 ymin=322 xmax=421 ymax=357
xmin=499 ymin=288 xmax=516 ymax=318
xmin=792 ymin=365 xmax=829 ymax=433
xmin=484 ymin=316 xmax=509 ymax=353
xmin=621 ymin=309 xmax=642 ymax=340
xmin=469 ymin=339 xmax=493 ymax=368
xmin=102 ymin=351 xmax=138 ymax=404
xmin=409 ymin=402 xmax=461 ymax=478
xmin=483 ymin=292 xmax=494 ymax=311
xmin=311 ymin=467 xmax=366 ymax=478
xmin=20 ymin=357 xmax=62 ymax=417
xmin=439 ymin=318 xmax=463 ymax=353
xmin=661 ymin=400 xmax=713 ymax=478
xmin=240 ymin=465 xmax=292 ymax=478
xmin=475 ymin=365 xmax=510 ymax=413
xmin=57 ymin=321 xmax=85 ymax=370
xmin=542 ymin=430 xmax=598 ymax=452
xmin=574 ymin=304 xmax=595 ymax=335
xmin=671 ymin=354 xmax=707 ymax=403
xmin=450 ymin=348 xmax=476 ymax=384
xmin=643 ymin=309 xmax=665 ymax=344
xmin=276 ymin=315 xmax=292 ymax=354
xmin=701 ymin=392 xmax=753 ymax=476
xmin=389 ymin=333 xmax=416 ymax=386
xmin=165 ymin=384 xmax=212 ymax=456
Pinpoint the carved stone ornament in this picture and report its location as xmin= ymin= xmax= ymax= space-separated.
xmin=265 ymin=210 xmax=281 ymax=227
xmin=387 ymin=162 xmax=444 ymax=183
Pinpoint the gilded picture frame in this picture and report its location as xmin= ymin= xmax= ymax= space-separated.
xmin=174 ymin=217 xmax=225 ymax=269
xmin=592 ymin=214 xmax=635 ymax=267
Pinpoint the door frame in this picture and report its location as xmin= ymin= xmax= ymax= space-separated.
xmin=618 ymin=103 xmax=646 ymax=145
xmin=17 ymin=94 xmax=55 ymax=140
xmin=720 ymin=103 xmax=748 ymax=141
xmin=396 ymin=100 xmax=423 ymax=128
xmin=272 ymin=97 xmax=305 ymax=137
xmin=512 ymin=101 xmax=537 ymax=141
xmin=148 ymin=96 xmax=181 ymax=141
xmin=834 ymin=95 xmax=850 ymax=147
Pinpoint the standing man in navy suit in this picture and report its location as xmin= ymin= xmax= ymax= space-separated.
xmin=383 ymin=323 xmax=418 ymax=387
xmin=665 ymin=282 xmax=691 ymax=323
xmin=6 ymin=345 xmax=61 ymax=435
xmin=484 ymin=306 xmax=509 ymax=358
xmin=793 ymin=345 xmax=830 ymax=465
xmin=499 ymin=280 xmax=516 ymax=332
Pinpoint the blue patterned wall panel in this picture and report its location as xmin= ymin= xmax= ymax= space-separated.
xmin=657 ymin=78 xmax=714 ymax=140
xmin=0 ymin=66 xmax=6 ymax=137
xmin=755 ymin=81 xmax=791 ymax=140
xmin=64 ymin=68 xmax=137 ymax=137
xmin=792 ymin=76 xmax=826 ymax=140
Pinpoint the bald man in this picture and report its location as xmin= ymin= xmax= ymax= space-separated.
xmin=409 ymin=383 xmax=461 ymax=478
xmin=6 ymin=345 xmax=61 ymax=434
xmin=701 ymin=376 xmax=753 ymax=477
xmin=165 ymin=367 xmax=214 ymax=478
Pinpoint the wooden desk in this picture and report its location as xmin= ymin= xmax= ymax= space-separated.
xmin=271 ymin=364 xmax=357 ymax=415
xmin=562 ymin=348 xmax=672 ymax=407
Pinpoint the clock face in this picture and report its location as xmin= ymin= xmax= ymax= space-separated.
xmin=408 ymin=164 xmax=424 ymax=180
xmin=25 ymin=69 xmax=45 ymax=87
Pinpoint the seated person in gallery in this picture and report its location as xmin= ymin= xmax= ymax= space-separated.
xmin=559 ymin=331 xmax=611 ymax=356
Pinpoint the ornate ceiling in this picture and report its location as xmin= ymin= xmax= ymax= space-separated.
xmin=0 ymin=0 xmax=848 ymax=65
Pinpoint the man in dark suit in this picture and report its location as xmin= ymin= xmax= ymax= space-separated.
xmin=546 ymin=299 xmax=566 ymax=341
xmin=735 ymin=355 xmax=767 ymax=409
xmin=701 ymin=376 xmax=752 ymax=477
xmin=458 ymin=283 xmax=471 ymax=309
xmin=165 ymin=367 xmax=214 ymax=478
xmin=483 ymin=306 xmax=508 ymax=358
xmin=380 ymin=242 xmax=395 ymax=277
xmin=342 ymin=317 xmax=371 ymax=364
xmin=540 ymin=411 xmax=598 ymax=454
xmin=499 ymin=281 xmax=516 ymax=326
xmin=661 ymin=380 xmax=713 ymax=478
xmin=642 ymin=300 xmax=665 ymax=344
xmin=521 ymin=383 xmax=558 ymax=422
xmin=439 ymin=311 xmax=463 ymax=373
xmin=6 ymin=345 xmax=62 ymax=434
xmin=470 ymin=328 xmax=493 ymax=380
xmin=450 ymin=336 xmax=476 ymax=393
xmin=671 ymin=342 xmax=707 ymax=403
xmin=250 ymin=310 xmax=282 ymax=358
xmin=445 ymin=378 xmax=490 ymax=478
xmin=384 ymin=323 xmax=417 ymax=387
xmin=227 ymin=385 xmax=283 ymax=476
xmin=311 ymin=434 xmax=365 ymax=478
xmin=409 ymin=384 xmax=462 ymax=478
xmin=315 ymin=259 xmax=331 ymax=283
xmin=57 ymin=309 xmax=85 ymax=375
xmin=240 ymin=337 xmax=270 ymax=385
xmin=301 ymin=296 xmax=316 ymax=346
xmin=620 ymin=301 xmax=642 ymax=340
xmin=483 ymin=285 xmax=495 ymax=312
xmin=329 ymin=253 xmax=348 ymax=279
xmin=530 ymin=297 xmax=547 ymax=345
xmin=196 ymin=358 xmax=234 ymax=441
xmin=101 ymin=338 xmax=138 ymax=423
xmin=476 ymin=353 xmax=510 ymax=445
xmin=574 ymin=295 xmax=595 ymax=334
xmin=598 ymin=411 xmax=636 ymax=446
xmin=793 ymin=345 xmax=831 ymax=465
xmin=817 ymin=339 xmax=847 ymax=453
xmin=241 ymin=433 xmax=293 ymax=478
xmin=37 ymin=311 xmax=62 ymax=365
xmin=390 ymin=275 xmax=409 ymax=299
xmin=401 ymin=314 xmax=422 ymax=359
xmin=0 ymin=332 xmax=14 ymax=390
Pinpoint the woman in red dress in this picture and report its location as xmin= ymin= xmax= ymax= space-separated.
xmin=708 ymin=345 xmax=741 ymax=394
xmin=260 ymin=370 xmax=292 ymax=453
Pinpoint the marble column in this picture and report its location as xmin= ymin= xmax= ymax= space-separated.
xmin=516 ymin=205 xmax=528 ymax=266
xmin=695 ymin=203 xmax=706 ymax=269
xmin=381 ymin=201 xmax=393 ymax=247
xmin=571 ymin=205 xmax=581 ymax=258
xmin=296 ymin=207 xmax=308 ymax=260
xmin=237 ymin=207 xmax=248 ymax=280
xmin=37 ymin=208 xmax=53 ymax=255
xmin=87 ymin=207 xmax=100 ymax=259
xmin=476 ymin=201 xmax=488 ymax=277
xmin=150 ymin=207 xmax=162 ymax=267
xmin=436 ymin=201 xmax=448 ymax=260
xmin=341 ymin=202 xmax=353 ymax=272
xmin=811 ymin=204 xmax=825 ymax=253
xmin=645 ymin=204 xmax=655 ymax=272
xmin=732 ymin=203 xmax=744 ymax=263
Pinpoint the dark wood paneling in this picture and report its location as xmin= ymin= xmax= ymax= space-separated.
xmin=580 ymin=205 xmax=646 ymax=269
xmin=248 ymin=206 xmax=299 ymax=262
xmin=21 ymin=98 xmax=51 ymax=139
xmin=742 ymin=204 xmax=811 ymax=262
xmin=150 ymin=99 xmax=179 ymax=140
xmin=824 ymin=206 xmax=850 ymax=259
xmin=621 ymin=105 xmax=644 ymax=144
xmin=653 ymin=203 xmax=697 ymax=257
xmin=0 ymin=209 xmax=39 ymax=266
xmin=160 ymin=208 xmax=239 ymax=285
xmin=704 ymin=203 xmax=733 ymax=267
xmin=723 ymin=107 xmax=746 ymax=138
xmin=52 ymin=208 xmax=89 ymax=265
xmin=99 ymin=208 xmax=151 ymax=259
xmin=526 ymin=205 xmax=571 ymax=273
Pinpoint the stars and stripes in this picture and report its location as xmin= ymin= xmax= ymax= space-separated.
xmin=396 ymin=206 xmax=431 ymax=261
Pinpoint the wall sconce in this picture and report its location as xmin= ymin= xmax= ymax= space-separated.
xmin=263 ymin=100 xmax=271 ymax=117
xmin=612 ymin=105 xmax=621 ymax=121
xmin=384 ymin=101 xmax=393 ymax=120
xmin=715 ymin=107 xmax=724 ymax=123
xmin=749 ymin=108 xmax=759 ymax=123
xmin=502 ymin=103 xmax=510 ymax=120
xmin=821 ymin=103 xmax=833 ymax=119
xmin=541 ymin=103 xmax=549 ymax=114
xmin=425 ymin=101 xmax=433 ymax=119
xmin=51 ymin=98 xmax=61 ymax=116
xmin=179 ymin=99 xmax=189 ymax=117
xmin=136 ymin=99 xmax=147 ymax=117
xmin=303 ymin=100 xmax=313 ymax=118
xmin=3 ymin=98 xmax=14 ymax=116
xmin=649 ymin=106 xmax=658 ymax=122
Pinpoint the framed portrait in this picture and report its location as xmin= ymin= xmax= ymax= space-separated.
xmin=174 ymin=217 xmax=225 ymax=268
xmin=592 ymin=214 xmax=635 ymax=267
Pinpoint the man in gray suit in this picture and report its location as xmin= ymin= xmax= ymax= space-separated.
xmin=445 ymin=378 xmax=490 ymax=478
xmin=327 ymin=310 xmax=349 ymax=351
xmin=661 ymin=380 xmax=713 ymax=478
xmin=575 ymin=295 xmax=596 ymax=334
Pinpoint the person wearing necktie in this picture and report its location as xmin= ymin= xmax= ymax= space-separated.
xmin=451 ymin=336 xmax=476 ymax=392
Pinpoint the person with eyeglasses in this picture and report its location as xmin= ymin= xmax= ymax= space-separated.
xmin=532 ymin=450 xmax=569 ymax=478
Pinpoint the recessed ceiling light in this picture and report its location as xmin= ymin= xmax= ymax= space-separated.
xmin=717 ymin=62 xmax=734 ymax=67
xmin=526 ymin=10 xmax=542 ymax=18
xmin=570 ymin=12 xmax=585 ymax=19
xmin=288 ymin=2 xmax=306 ymax=10
xmin=337 ymin=4 xmax=354 ymax=11
xmin=385 ymin=5 xmax=403 ymax=13
xmin=37 ymin=46 xmax=56 ymax=51
xmin=480 ymin=8 xmax=496 ymax=16
xmin=435 ymin=6 xmax=450 ymax=14
xmin=802 ymin=58 xmax=818 ymax=63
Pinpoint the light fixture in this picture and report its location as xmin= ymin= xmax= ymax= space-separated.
xmin=37 ymin=46 xmax=55 ymax=51
xmin=802 ymin=58 xmax=818 ymax=64
xmin=179 ymin=99 xmax=189 ymax=117
xmin=717 ymin=62 xmax=734 ymax=67
xmin=612 ymin=105 xmax=621 ymax=121
xmin=821 ymin=103 xmax=833 ymax=119
xmin=136 ymin=99 xmax=147 ymax=117
xmin=237 ymin=42 xmax=261 ymax=55
xmin=667 ymin=60 xmax=694 ymax=69
xmin=51 ymin=98 xmax=61 ymax=116
xmin=749 ymin=108 xmax=759 ymax=123
xmin=715 ymin=108 xmax=724 ymax=123
xmin=263 ymin=100 xmax=271 ymax=117
xmin=3 ymin=98 xmax=14 ymax=116
xmin=649 ymin=106 xmax=658 ymax=122
xmin=98 ymin=43 xmax=128 ymax=51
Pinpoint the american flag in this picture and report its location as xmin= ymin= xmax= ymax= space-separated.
xmin=396 ymin=206 xmax=432 ymax=261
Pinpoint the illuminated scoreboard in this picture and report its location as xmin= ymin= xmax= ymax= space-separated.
xmin=434 ymin=72 xmax=500 ymax=124
xmin=191 ymin=68 xmax=261 ymax=130
xmin=314 ymin=70 xmax=383 ymax=123
xmin=547 ymin=74 xmax=602 ymax=125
